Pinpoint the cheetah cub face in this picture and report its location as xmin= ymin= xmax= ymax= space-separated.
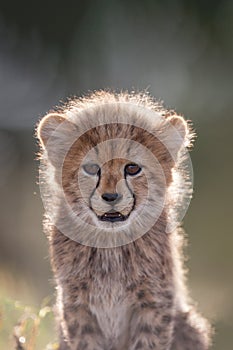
xmin=60 ymin=125 xmax=167 ymax=234
xmin=38 ymin=104 xmax=190 ymax=247
xmin=76 ymin=141 xmax=169 ymax=225
xmin=82 ymin=158 xmax=142 ymax=223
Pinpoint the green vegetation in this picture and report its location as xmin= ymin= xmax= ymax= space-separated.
xmin=0 ymin=295 xmax=58 ymax=350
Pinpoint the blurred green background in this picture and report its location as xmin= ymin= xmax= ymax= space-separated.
xmin=0 ymin=0 xmax=232 ymax=349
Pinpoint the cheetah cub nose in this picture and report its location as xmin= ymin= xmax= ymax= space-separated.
xmin=102 ymin=193 xmax=120 ymax=202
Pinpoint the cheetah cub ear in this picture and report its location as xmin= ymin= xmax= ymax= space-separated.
xmin=164 ymin=115 xmax=191 ymax=159
xmin=37 ymin=113 xmax=67 ymax=149
xmin=37 ymin=113 xmax=77 ymax=166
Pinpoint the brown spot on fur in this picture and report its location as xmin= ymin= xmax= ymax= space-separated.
xmin=80 ymin=281 xmax=88 ymax=291
xmin=137 ymin=290 xmax=145 ymax=299
xmin=76 ymin=340 xmax=88 ymax=350
xmin=154 ymin=326 xmax=162 ymax=336
xmin=140 ymin=301 xmax=157 ymax=309
xmin=68 ymin=321 xmax=79 ymax=338
xmin=134 ymin=340 xmax=143 ymax=349
xmin=140 ymin=324 xmax=152 ymax=333
xmin=162 ymin=314 xmax=172 ymax=324
xmin=126 ymin=282 xmax=137 ymax=292
xmin=81 ymin=324 xmax=94 ymax=335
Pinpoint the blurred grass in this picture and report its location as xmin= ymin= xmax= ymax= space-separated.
xmin=0 ymin=270 xmax=58 ymax=350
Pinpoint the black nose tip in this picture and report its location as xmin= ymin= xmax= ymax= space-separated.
xmin=102 ymin=193 xmax=119 ymax=202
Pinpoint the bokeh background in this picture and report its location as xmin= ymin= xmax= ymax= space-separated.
xmin=0 ymin=0 xmax=232 ymax=349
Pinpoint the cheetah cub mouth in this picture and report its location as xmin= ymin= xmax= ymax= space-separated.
xmin=98 ymin=210 xmax=129 ymax=223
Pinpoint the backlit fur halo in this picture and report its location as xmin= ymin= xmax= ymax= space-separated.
xmin=37 ymin=91 xmax=194 ymax=248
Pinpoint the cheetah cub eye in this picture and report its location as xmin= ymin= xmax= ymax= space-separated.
xmin=83 ymin=163 xmax=100 ymax=176
xmin=125 ymin=163 xmax=142 ymax=176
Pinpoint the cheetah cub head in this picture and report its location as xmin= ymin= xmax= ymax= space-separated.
xmin=37 ymin=99 xmax=191 ymax=247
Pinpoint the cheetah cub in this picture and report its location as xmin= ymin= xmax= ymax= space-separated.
xmin=37 ymin=91 xmax=211 ymax=350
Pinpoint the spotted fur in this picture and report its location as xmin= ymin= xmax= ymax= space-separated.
xmin=37 ymin=91 xmax=212 ymax=350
